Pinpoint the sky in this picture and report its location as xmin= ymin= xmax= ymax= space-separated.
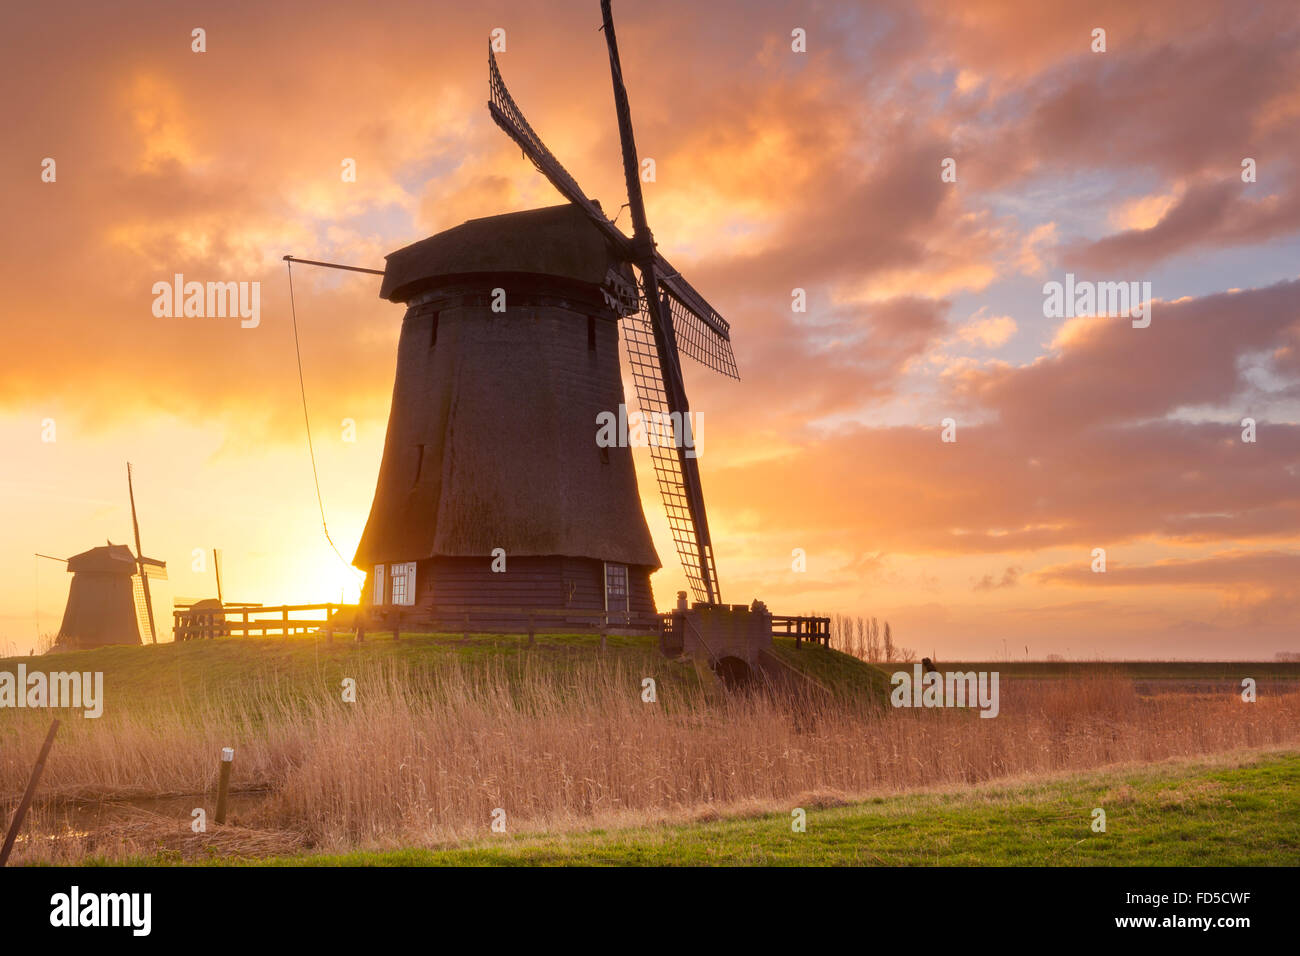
xmin=1 ymin=0 xmax=1298 ymax=659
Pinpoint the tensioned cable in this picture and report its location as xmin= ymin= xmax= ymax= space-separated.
xmin=285 ymin=260 xmax=364 ymax=579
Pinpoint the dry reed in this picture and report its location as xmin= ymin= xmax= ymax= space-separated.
xmin=3 ymin=657 xmax=1297 ymax=863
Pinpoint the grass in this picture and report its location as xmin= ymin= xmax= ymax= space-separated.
xmin=1 ymin=631 xmax=701 ymax=711
xmin=124 ymin=749 xmax=1300 ymax=866
xmin=948 ymin=661 xmax=1300 ymax=680
xmin=5 ymin=636 xmax=1299 ymax=865
xmin=767 ymin=638 xmax=893 ymax=702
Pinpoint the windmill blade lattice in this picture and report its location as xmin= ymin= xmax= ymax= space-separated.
xmin=622 ymin=308 xmax=720 ymax=604
xmin=657 ymin=267 xmax=739 ymax=379
xmin=488 ymin=44 xmax=627 ymax=252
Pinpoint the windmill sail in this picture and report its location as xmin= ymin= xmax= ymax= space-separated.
xmin=655 ymin=267 xmax=738 ymax=378
xmin=487 ymin=5 xmax=735 ymax=604
xmin=488 ymin=44 xmax=625 ymax=252
xmin=489 ymin=43 xmax=739 ymax=379
xmin=622 ymin=308 xmax=720 ymax=603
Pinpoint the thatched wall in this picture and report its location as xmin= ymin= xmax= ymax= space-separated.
xmin=355 ymin=206 xmax=659 ymax=573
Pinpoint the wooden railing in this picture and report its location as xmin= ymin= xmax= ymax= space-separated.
xmin=173 ymin=603 xmax=352 ymax=641
xmin=770 ymin=615 xmax=832 ymax=648
xmin=173 ymin=603 xmax=646 ymax=643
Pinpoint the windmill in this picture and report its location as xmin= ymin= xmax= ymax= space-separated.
xmin=486 ymin=0 xmax=738 ymax=605
xmin=38 ymin=463 xmax=168 ymax=650
xmin=286 ymin=1 xmax=750 ymax=638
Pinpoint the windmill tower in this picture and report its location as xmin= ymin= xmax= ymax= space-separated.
xmin=353 ymin=3 xmax=741 ymax=634
xmin=354 ymin=204 xmax=664 ymax=629
xmin=50 ymin=543 xmax=167 ymax=650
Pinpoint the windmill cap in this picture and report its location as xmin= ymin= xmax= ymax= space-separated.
xmin=379 ymin=204 xmax=631 ymax=304
xmin=65 ymin=543 xmax=165 ymax=574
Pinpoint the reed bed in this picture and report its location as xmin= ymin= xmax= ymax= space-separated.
xmin=3 ymin=657 xmax=1297 ymax=863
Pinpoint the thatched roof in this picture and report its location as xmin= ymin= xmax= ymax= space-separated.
xmin=354 ymin=206 xmax=660 ymax=572
xmin=66 ymin=543 xmax=164 ymax=574
xmin=380 ymin=204 xmax=621 ymax=302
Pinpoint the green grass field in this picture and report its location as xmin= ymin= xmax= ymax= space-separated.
xmin=1 ymin=632 xmax=892 ymax=712
xmin=7 ymin=636 xmax=1292 ymax=711
xmin=118 ymin=749 xmax=1299 ymax=866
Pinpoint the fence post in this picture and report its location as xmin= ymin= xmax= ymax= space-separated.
xmin=0 ymin=719 xmax=59 ymax=867
xmin=214 ymin=747 xmax=234 ymax=825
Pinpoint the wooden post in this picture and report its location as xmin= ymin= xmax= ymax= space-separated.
xmin=356 ymin=609 xmax=366 ymax=643
xmin=242 ymin=609 xmax=249 ymax=638
xmin=282 ymin=607 xmax=290 ymax=638
xmin=0 ymin=719 xmax=59 ymax=867
xmin=214 ymin=747 xmax=234 ymax=825
xmin=599 ymin=616 xmax=608 ymax=653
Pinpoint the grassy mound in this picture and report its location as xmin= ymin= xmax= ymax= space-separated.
xmin=1 ymin=631 xmax=895 ymax=713
xmin=766 ymin=637 xmax=893 ymax=703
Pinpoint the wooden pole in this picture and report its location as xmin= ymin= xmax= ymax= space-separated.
xmin=126 ymin=463 xmax=159 ymax=644
xmin=282 ymin=254 xmax=384 ymax=276
xmin=0 ymin=719 xmax=59 ymax=867
xmin=214 ymin=747 xmax=234 ymax=825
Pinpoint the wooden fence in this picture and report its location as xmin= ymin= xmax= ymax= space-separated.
xmin=770 ymin=614 xmax=832 ymax=648
xmin=173 ymin=603 xmax=351 ymax=641
xmin=173 ymin=603 xmax=641 ymax=643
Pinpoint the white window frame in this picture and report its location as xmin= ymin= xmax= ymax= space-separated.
xmin=604 ymin=562 xmax=628 ymax=614
xmin=390 ymin=561 xmax=417 ymax=607
xmin=372 ymin=564 xmax=386 ymax=606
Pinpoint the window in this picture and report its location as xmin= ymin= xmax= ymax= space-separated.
xmin=604 ymin=562 xmax=628 ymax=613
xmin=372 ymin=564 xmax=386 ymax=606
xmin=390 ymin=561 xmax=417 ymax=606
